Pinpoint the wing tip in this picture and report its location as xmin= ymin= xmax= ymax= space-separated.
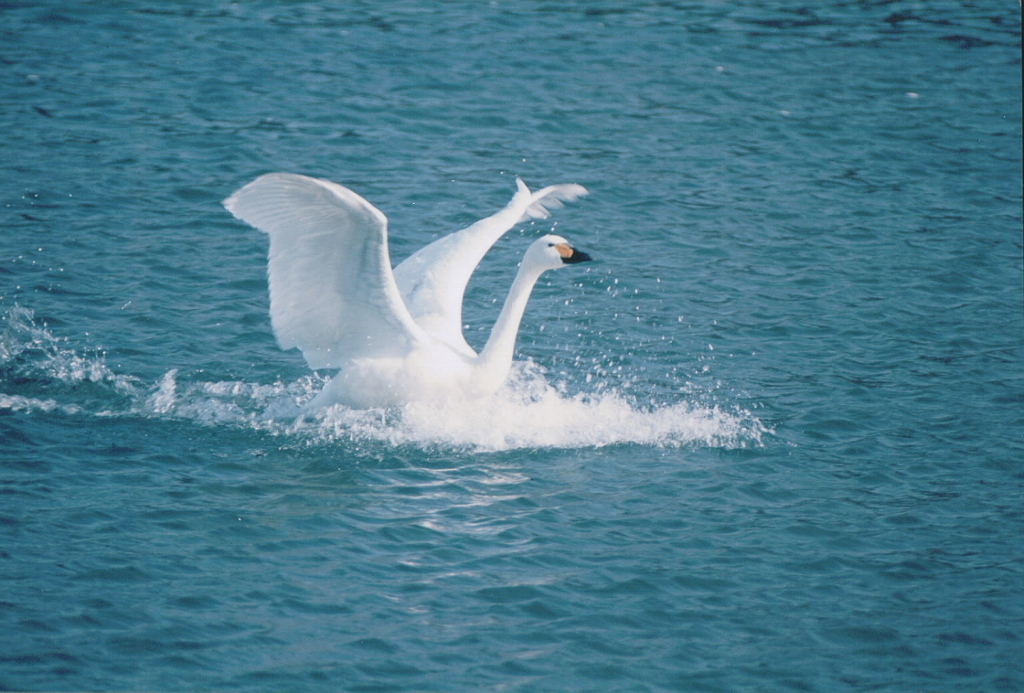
xmin=221 ymin=172 xmax=389 ymax=230
xmin=521 ymin=181 xmax=589 ymax=220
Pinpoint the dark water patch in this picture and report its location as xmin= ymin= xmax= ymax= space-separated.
xmin=169 ymin=594 xmax=219 ymax=611
xmin=72 ymin=565 xmax=152 ymax=583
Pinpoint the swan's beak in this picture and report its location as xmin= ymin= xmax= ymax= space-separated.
xmin=558 ymin=244 xmax=592 ymax=265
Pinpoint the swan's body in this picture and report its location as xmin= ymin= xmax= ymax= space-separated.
xmin=223 ymin=173 xmax=590 ymax=409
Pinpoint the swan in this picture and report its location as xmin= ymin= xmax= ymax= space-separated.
xmin=222 ymin=173 xmax=590 ymax=409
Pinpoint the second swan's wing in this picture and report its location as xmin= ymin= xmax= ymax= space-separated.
xmin=393 ymin=178 xmax=587 ymax=354
xmin=224 ymin=173 xmax=427 ymax=369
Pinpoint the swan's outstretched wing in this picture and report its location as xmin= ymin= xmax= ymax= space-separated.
xmin=393 ymin=178 xmax=587 ymax=353
xmin=223 ymin=173 xmax=427 ymax=369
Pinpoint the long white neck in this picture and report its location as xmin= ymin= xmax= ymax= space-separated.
xmin=474 ymin=261 xmax=546 ymax=393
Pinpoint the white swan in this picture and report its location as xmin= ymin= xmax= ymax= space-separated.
xmin=223 ymin=173 xmax=590 ymax=409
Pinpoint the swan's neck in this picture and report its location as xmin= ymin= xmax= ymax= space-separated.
xmin=475 ymin=262 xmax=545 ymax=391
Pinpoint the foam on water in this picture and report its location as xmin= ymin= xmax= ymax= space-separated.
xmin=1 ymin=306 xmax=766 ymax=452
xmin=308 ymin=368 xmax=765 ymax=451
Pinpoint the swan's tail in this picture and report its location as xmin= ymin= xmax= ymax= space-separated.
xmin=515 ymin=178 xmax=588 ymax=223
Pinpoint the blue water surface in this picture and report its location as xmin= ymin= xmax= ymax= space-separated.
xmin=1 ymin=2 xmax=1022 ymax=691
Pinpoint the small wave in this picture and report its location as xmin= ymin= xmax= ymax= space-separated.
xmin=0 ymin=393 xmax=82 ymax=416
xmin=1 ymin=305 xmax=140 ymax=396
xmin=2 ymin=305 xmax=767 ymax=452
xmin=135 ymin=368 xmax=317 ymax=428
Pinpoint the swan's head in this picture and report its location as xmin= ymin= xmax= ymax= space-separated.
xmin=524 ymin=234 xmax=592 ymax=272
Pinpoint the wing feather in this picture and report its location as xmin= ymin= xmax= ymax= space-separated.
xmin=223 ymin=173 xmax=426 ymax=369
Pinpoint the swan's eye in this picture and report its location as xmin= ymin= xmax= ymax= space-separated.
xmin=547 ymin=243 xmax=555 ymax=247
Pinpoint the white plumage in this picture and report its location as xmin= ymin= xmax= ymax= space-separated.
xmin=223 ymin=173 xmax=590 ymax=409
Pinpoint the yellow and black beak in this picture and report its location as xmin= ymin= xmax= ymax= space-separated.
xmin=555 ymin=243 xmax=593 ymax=265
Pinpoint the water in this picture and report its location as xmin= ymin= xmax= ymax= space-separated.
xmin=1 ymin=2 xmax=1021 ymax=691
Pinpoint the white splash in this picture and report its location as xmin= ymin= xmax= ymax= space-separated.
xmin=2 ymin=305 xmax=768 ymax=452
xmin=0 ymin=304 xmax=140 ymax=396
xmin=313 ymin=391 xmax=762 ymax=452
xmin=304 ymin=363 xmax=766 ymax=452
